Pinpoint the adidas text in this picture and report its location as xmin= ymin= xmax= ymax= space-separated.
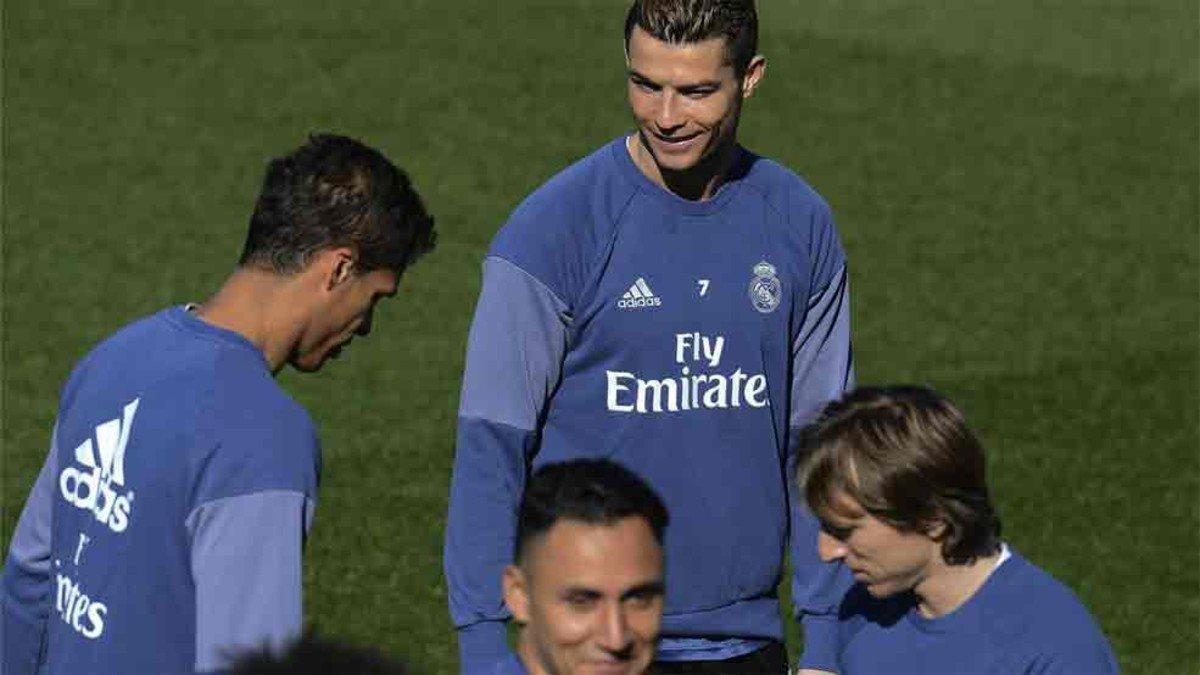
xmin=617 ymin=296 xmax=662 ymax=309
xmin=59 ymin=398 xmax=139 ymax=533
xmin=618 ymin=277 xmax=662 ymax=310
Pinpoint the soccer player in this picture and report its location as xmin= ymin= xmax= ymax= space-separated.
xmin=445 ymin=0 xmax=853 ymax=672
xmin=1 ymin=134 xmax=436 ymax=674
xmin=496 ymin=459 xmax=667 ymax=675
xmin=797 ymin=386 xmax=1119 ymax=673
xmin=230 ymin=631 xmax=409 ymax=675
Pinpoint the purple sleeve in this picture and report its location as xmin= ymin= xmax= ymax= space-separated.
xmin=445 ymin=256 xmax=569 ymax=673
xmin=787 ymin=266 xmax=854 ymax=672
xmin=186 ymin=490 xmax=314 ymax=673
xmin=2 ymin=429 xmax=59 ymax=675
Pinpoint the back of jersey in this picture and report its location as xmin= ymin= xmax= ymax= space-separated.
xmin=46 ymin=308 xmax=236 ymax=673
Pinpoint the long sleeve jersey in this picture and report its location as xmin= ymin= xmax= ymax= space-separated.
xmin=1 ymin=306 xmax=319 ymax=674
xmin=445 ymin=137 xmax=854 ymax=672
xmin=835 ymin=548 xmax=1119 ymax=673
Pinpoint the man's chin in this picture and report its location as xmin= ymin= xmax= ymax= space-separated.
xmin=862 ymin=580 xmax=905 ymax=599
xmin=289 ymin=360 xmax=322 ymax=373
xmin=645 ymin=143 xmax=705 ymax=174
xmin=288 ymin=353 xmax=329 ymax=373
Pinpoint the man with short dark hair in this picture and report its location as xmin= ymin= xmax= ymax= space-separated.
xmin=230 ymin=631 xmax=409 ymax=675
xmin=445 ymin=0 xmax=854 ymax=672
xmin=496 ymin=459 xmax=667 ymax=675
xmin=1 ymin=134 xmax=436 ymax=674
xmin=797 ymin=386 xmax=1118 ymax=673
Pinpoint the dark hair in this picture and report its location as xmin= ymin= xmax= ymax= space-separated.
xmin=797 ymin=386 xmax=1002 ymax=565
xmin=623 ymin=0 xmax=758 ymax=75
xmin=515 ymin=459 xmax=669 ymax=564
xmin=239 ymin=134 xmax=436 ymax=274
xmin=229 ymin=631 xmax=407 ymax=675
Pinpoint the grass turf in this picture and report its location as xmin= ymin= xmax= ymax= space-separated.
xmin=3 ymin=1 xmax=1196 ymax=672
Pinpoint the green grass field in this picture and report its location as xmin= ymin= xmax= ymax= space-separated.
xmin=4 ymin=1 xmax=1197 ymax=672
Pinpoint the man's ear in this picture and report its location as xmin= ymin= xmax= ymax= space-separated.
xmin=925 ymin=519 xmax=949 ymax=541
xmin=502 ymin=564 xmax=531 ymax=624
xmin=741 ymin=55 xmax=766 ymax=99
xmin=319 ymin=247 xmax=357 ymax=291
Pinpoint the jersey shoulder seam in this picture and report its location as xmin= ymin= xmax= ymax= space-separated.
xmin=185 ymin=489 xmax=313 ymax=529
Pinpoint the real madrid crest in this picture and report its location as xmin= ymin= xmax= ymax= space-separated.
xmin=748 ymin=261 xmax=781 ymax=314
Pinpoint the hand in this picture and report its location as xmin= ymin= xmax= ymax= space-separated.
xmin=796 ymin=670 xmax=837 ymax=675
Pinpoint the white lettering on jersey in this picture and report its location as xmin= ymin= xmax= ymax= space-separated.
xmin=606 ymin=333 xmax=768 ymax=414
xmin=73 ymin=533 xmax=91 ymax=566
xmin=59 ymin=398 xmax=139 ymax=533
xmin=55 ymin=572 xmax=108 ymax=639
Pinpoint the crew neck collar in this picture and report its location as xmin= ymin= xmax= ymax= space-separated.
xmin=610 ymin=134 xmax=748 ymax=216
xmin=165 ymin=304 xmax=270 ymax=370
xmin=906 ymin=544 xmax=1016 ymax=634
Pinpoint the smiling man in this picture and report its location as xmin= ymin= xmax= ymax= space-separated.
xmin=797 ymin=386 xmax=1118 ymax=673
xmin=445 ymin=1 xmax=854 ymax=673
xmin=496 ymin=460 xmax=667 ymax=675
xmin=1 ymin=134 xmax=436 ymax=674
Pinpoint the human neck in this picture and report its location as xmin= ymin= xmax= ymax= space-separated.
xmin=627 ymin=133 xmax=739 ymax=202
xmin=913 ymin=549 xmax=1004 ymax=619
xmin=192 ymin=267 xmax=309 ymax=374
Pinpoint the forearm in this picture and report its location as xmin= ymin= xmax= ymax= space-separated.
xmin=446 ymin=256 xmax=568 ymax=670
xmin=788 ymin=266 xmax=854 ymax=671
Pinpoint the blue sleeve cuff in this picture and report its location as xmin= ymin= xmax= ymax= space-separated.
xmin=458 ymin=621 xmax=509 ymax=675
xmin=798 ymin=614 xmax=840 ymax=673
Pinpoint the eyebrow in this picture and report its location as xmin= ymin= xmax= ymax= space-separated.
xmin=627 ymin=69 xmax=721 ymax=90
xmin=621 ymin=581 xmax=665 ymax=599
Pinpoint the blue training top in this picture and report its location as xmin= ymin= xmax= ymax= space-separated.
xmin=2 ymin=306 xmax=320 ymax=674
xmin=836 ymin=548 xmax=1119 ymax=673
xmin=445 ymin=136 xmax=855 ymax=672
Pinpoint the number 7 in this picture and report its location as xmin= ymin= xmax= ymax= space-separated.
xmin=697 ymin=279 xmax=710 ymax=296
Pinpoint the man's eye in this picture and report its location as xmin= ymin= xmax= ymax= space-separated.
xmin=625 ymin=592 xmax=660 ymax=610
xmin=822 ymin=523 xmax=853 ymax=541
xmin=566 ymin=594 xmax=596 ymax=609
xmin=685 ymin=89 xmax=714 ymax=99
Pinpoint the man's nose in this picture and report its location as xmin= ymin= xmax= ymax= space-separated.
xmin=655 ymin=92 xmax=684 ymax=132
xmin=596 ymin=603 xmax=634 ymax=655
xmin=818 ymin=531 xmax=847 ymax=563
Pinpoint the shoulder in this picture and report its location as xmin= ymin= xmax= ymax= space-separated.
xmin=739 ymin=154 xmax=834 ymax=226
xmin=191 ymin=346 xmax=320 ymax=505
xmin=488 ymin=139 xmax=637 ymax=304
xmin=59 ymin=309 xmax=178 ymax=398
xmin=738 ymin=152 xmax=845 ymax=289
xmin=986 ymin=553 xmax=1117 ymax=671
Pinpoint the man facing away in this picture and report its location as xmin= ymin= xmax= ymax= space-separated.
xmin=496 ymin=459 xmax=667 ymax=675
xmin=1 ymin=134 xmax=436 ymax=674
xmin=445 ymin=1 xmax=854 ymax=672
xmin=797 ymin=386 xmax=1119 ymax=674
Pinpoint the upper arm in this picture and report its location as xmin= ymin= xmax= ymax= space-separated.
xmin=458 ymin=256 xmax=571 ymax=430
xmin=790 ymin=265 xmax=854 ymax=436
xmin=5 ymin=426 xmax=59 ymax=587
xmin=187 ymin=490 xmax=314 ymax=673
xmin=2 ymin=426 xmax=61 ymax=675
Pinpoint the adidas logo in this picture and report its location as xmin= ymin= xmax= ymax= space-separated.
xmin=59 ymin=398 xmax=139 ymax=533
xmin=617 ymin=278 xmax=662 ymax=310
